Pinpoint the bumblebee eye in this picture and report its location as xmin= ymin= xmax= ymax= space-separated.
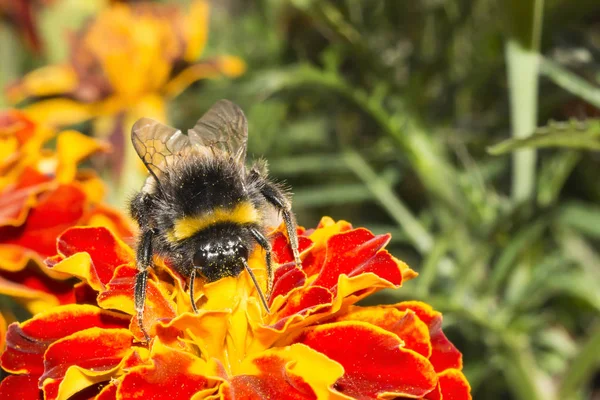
xmin=193 ymin=249 xmax=208 ymax=267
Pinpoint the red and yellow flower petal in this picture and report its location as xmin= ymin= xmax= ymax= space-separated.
xmin=311 ymin=229 xmax=402 ymax=292
xmin=335 ymin=305 xmax=432 ymax=359
xmin=1 ymin=304 xmax=130 ymax=375
xmin=0 ymin=267 xmax=75 ymax=314
xmin=97 ymin=265 xmax=177 ymax=340
xmin=425 ymin=369 xmax=472 ymax=400
xmin=0 ymin=168 xmax=53 ymax=228
xmin=96 ymin=382 xmax=118 ymax=400
xmin=396 ymin=302 xmax=462 ymax=372
xmin=157 ymin=310 xmax=230 ymax=361
xmin=118 ymin=340 xmax=222 ymax=399
xmin=40 ymin=328 xmax=139 ymax=400
xmin=222 ymin=343 xmax=346 ymax=400
xmin=50 ymin=226 xmax=135 ymax=289
xmin=269 ymin=263 xmax=307 ymax=304
xmin=294 ymin=321 xmax=438 ymax=399
xmin=0 ymin=184 xmax=87 ymax=259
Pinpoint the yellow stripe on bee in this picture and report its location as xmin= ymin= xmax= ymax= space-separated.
xmin=167 ymin=202 xmax=259 ymax=242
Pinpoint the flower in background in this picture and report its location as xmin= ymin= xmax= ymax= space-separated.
xmin=6 ymin=0 xmax=245 ymax=183
xmin=0 ymin=109 xmax=133 ymax=322
xmin=0 ymin=0 xmax=55 ymax=53
xmin=0 ymin=217 xmax=471 ymax=399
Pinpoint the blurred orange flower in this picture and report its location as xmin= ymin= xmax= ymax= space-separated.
xmin=6 ymin=0 xmax=245 ymax=180
xmin=0 ymin=109 xmax=133 ymax=317
xmin=0 ymin=218 xmax=471 ymax=399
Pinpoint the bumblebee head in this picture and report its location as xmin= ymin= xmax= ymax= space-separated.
xmin=193 ymin=238 xmax=248 ymax=281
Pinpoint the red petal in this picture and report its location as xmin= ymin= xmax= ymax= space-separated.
xmin=41 ymin=328 xmax=134 ymax=383
xmin=224 ymin=344 xmax=343 ymax=400
xmin=227 ymin=356 xmax=315 ymax=399
xmin=0 ymin=375 xmax=41 ymax=399
xmin=118 ymin=342 xmax=218 ymax=399
xmin=271 ymin=230 xmax=313 ymax=265
xmin=0 ymin=266 xmax=76 ymax=307
xmin=97 ymin=265 xmax=177 ymax=340
xmin=425 ymin=369 xmax=472 ymax=400
xmin=270 ymin=286 xmax=333 ymax=331
xmin=0 ymin=185 xmax=86 ymax=258
xmin=311 ymin=229 xmax=402 ymax=292
xmin=294 ymin=321 xmax=437 ymax=399
xmin=53 ymin=226 xmax=134 ymax=285
xmin=41 ymin=328 xmax=135 ymax=399
xmin=0 ymin=169 xmax=52 ymax=227
xmin=397 ymin=301 xmax=462 ymax=372
xmin=95 ymin=383 xmax=117 ymax=400
xmin=335 ymin=306 xmax=432 ymax=359
xmin=269 ymin=263 xmax=307 ymax=305
xmin=1 ymin=305 xmax=130 ymax=375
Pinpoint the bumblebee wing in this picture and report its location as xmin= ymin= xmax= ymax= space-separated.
xmin=131 ymin=118 xmax=192 ymax=186
xmin=188 ymin=100 xmax=248 ymax=165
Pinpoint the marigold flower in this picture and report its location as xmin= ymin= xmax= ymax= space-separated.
xmin=0 ymin=217 xmax=471 ymax=399
xmin=6 ymin=0 xmax=245 ymax=139
xmin=0 ymin=110 xmax=133 ymax=317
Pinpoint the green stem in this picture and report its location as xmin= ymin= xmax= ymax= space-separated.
xmin=343 ymin=149 xmax=434 ymax=254
xmin=505 ymin=0 xmax=544 ymax=203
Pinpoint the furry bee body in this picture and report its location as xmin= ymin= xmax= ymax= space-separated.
xmin=130 ymin=154 xmax=274 ymax=281
xmin=128 ymin=100 xmax=302 ymax=341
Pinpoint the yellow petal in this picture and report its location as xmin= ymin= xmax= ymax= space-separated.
xmin=84 ymin=5 xmax=177 ymax=98
xmin=183 ymin=0 xmax=210 ymax=62
xmin=163 ymin=56 xmax=246 ymax=99
xmin=22 ymin=99 xmax=94 ymax=127
xmin=56 ymin=130 xmax=108 ymax=183
xmin=6 ymin=65 xmax=78 ymax=104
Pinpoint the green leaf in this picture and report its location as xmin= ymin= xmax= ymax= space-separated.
xmin=540 ymin=57 xmax=600 ymax=109
xmin=556 ymin=201 xmax=600 ymax=239
xmin=559 ymin=324 xmax=600 ymax=399
xmin=488 ymin=119 xmax=600 ymax=154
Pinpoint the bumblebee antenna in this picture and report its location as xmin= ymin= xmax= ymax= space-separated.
xmin=240 ymin=258 xmax=271 ymax=313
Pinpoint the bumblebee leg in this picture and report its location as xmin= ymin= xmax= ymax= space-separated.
xmin=189 ymin=269 xmax=199 ymax=314
xmin=249 ymin=227 xmax=273 ymax=294
xmin=260 ymin=184 xmax=302 ymax=268
xmin=134 ymin=229 xmax=153 ymax=342
xmin=240 ymin=257 xmax=270 ymax=313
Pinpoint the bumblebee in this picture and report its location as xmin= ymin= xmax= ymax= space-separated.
xmin=129 ymin=100 xmax=302 ymax=340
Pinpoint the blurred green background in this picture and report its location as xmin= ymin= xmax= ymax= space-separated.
xmin=3 ymin=0 xmax=600 ymax=399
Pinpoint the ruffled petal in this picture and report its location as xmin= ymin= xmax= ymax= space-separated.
xmin=223 ymin=344 xmax=346 ymax=400
xmin=49 ymin=226 xmax=135 ymax=289
xmin=425 ymin=369 xmax=472 ymax=400
xmin=396 ymin=302 xmax=462 ymax=372
xmin=40 ymin=328 xmax=138 ymax=400
xmin=118 ymin=340 xmax=222 ymax=399
xmin=1 ymin=305 xmax=130 ymax=375
xmin=335 ymin=305 xmax=432 ymax=359
xmin=294 ymin=321 xmax=438 ymax=399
